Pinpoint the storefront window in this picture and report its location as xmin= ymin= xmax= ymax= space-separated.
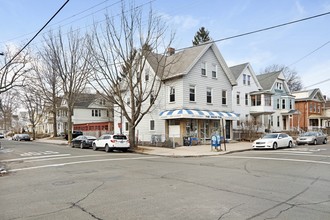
xmin=185 ymin=119 xmax=198 ymax=137
xmin=200 ymin=121 xmax=209 ymax=139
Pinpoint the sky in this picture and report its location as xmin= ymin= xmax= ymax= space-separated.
xmin=0 ymin=0 xmax=329 ymax=97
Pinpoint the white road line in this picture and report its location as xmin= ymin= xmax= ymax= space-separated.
xmin=1 ymin=154 xmax=71 ymax=162
xmin=220 ymin=155 xmax=330 ymax=165
xmin=9 ymin=156 xmax=161 ymax=172
xmin=272 ymin=153 xmax=330 ymax=158
xmin=274 ymin=151 xmax=312 ymax=154
xmin=25 ymin=154 xmax=114 ymax=162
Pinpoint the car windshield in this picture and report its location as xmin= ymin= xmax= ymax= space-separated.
xmin=303 ymin=132 xmax=317 ymax=136
xmin=262 ymin=134 xmax=279 ymax=139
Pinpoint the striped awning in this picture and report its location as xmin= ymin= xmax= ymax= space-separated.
xmin=159 ymin=109 xmax=239 ymax=120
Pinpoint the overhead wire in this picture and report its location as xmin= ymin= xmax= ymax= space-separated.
xmin=0 ymin=0 xmax=115 ymax=44
xmin=0 ymin=0 xmax=70 ymax=72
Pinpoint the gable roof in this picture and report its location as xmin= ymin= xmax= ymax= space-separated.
xmin=147 ymin=43 xmax=237 ymax=85
xmin=74 ymin=93 xmax=99 ymax=108
xmin=229 ymin=63 xmax=249 ymax=80
xmin=292 ymin=88 xmax=326 ymax=102
xmin=256 ymin=71 xmax=282 ymax=91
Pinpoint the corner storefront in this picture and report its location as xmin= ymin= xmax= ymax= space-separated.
xmin=159 ymin=109 xmax=239 ymax=146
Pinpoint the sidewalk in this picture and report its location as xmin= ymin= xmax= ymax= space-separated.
xmin=35 ymin=138 xmax=253 ymax=157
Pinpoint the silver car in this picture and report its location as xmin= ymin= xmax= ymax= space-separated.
xmin=296 ymin=131 xmax=327 ymax=145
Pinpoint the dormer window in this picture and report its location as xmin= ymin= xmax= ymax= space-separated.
xmin=276 ymin=82 xmax=283 ymax=90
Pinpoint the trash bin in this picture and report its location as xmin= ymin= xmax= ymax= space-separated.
xmin=183 ymin=136 xmax=191 ymax=146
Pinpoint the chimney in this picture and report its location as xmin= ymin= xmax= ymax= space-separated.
xmin=167 ymin=47 xmax=175 ymax=56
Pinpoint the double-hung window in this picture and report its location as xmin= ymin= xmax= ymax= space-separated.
xmin=189 ymin=85 xmax=196 ymax=102
xmin=243 ymin=74 xmax=246 ymax=85
xmin=201 ymin=62 xmax=206 ymax=76
xmin=222 ymin=90 xmax=227 ymax=105
xmin=236 ymin=92 xmax=240 ymax=105
xmin=150 ymin=92 xmax=155 ymax=105
xmin=145 ymin=68 xmax=149 ymax=81
xmin=170 ymin=87 xmax=175 ymax=102
xmin=212 ymin=64 xmax=217 ymax=78
xmin=207 ymin=88 xmax=212 ymax=104
xmin=150 ymin=120 xmax=155 ymax=131
xmin=245 ymin=93 xmax=249 ymax=105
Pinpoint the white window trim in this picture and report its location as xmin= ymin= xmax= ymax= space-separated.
xmin=201 ymin=62 xmax=207 ymax=77
xmin=169 ymin=86 xmax=175 ymax=103
xmin=212 ymin=64 xmax=217 ymax=78
xmin=207 ymin=87 xmax=212 ymax=104
xmin=150 ymin=120 xmax=155 ymax=131
xmin=189 ymin=85 xmax=196 ymax=102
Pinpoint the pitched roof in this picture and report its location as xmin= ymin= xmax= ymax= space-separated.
xmin=229 ymin=63 xmax=249 ymax=80
xmin=74 ymin=93 xmax=98 ymax=108
xmin=292 ymin=88 xmax=326 ymax=102
xmin=256 ymin=71 xmax=281 ymax=90
xmin=147 ymin=43 xmax=236 ymax=85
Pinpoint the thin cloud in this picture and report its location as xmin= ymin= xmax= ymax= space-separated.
xmin=294 ymin=0 xmax=306 ymax=14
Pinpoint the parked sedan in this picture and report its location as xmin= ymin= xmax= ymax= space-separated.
xmin=12 ymin=134 xmax=31 ymax=141
xmin=92 ymin=134 xmax=130 ymax=152
xmin=253 ymin=133 xmax=293 ymax=150
xmin=296 ymin=131 xmax=327 ymax=145
xmin=71 ymin=135 xmax=97 ymax=149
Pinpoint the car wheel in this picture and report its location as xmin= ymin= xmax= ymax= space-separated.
xmin=105 ymin=144 xmax=110 ymax=152
xmin=80 ymin=142 xmax=84 ymax=149
xmin=273 ymin=142 xmax=278 ymax=150
xmin=323 ymin=139 xmax=327 ymax=144
xmin=288 ymin=141 xmax=293 ymax=148
xmin=92 ymin=143 xmax=98 ymax=151
xmin=313 ymin=139 xmax=317 ymax=145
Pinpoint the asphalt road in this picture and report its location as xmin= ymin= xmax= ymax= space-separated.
xmin=1 ymin=139 xmax=330 ymax=220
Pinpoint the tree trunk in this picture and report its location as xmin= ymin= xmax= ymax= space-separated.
xmin=52 ymin=100 xmax=57 ymax=137
xmin=129 ymin=125 xmax=136 ymax=149
xmin=67 ymin=107 xmax=73 ymax=143
xmin=32 ymin=127 xmax=36 ymax=140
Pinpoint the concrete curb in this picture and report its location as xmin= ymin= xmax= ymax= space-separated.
xmin=132 ymin=148 xmax=252 ymax=158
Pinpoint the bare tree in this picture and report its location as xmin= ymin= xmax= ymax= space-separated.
xmin=0 ymin=45 xmax=31 ymax=94
xmin=0 ymin=90 xmax=20 ymax=132
xmin=20 ymin=82 xmax=45 ymax=140
xmin=88 ymin=2 xmax=175 ymax=149
xmin=43 ymin=29 xmax=93 ymax=142
xmin=31 ymin=50 xmax=62 ymax=137
xmin=260 ymin=64 xmax=303 ymax=92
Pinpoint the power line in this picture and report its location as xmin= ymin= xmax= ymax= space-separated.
xmin=0 ymin=0 xmax=114 ymax=44
xmin=177 ymin=11 xmax=330 ymax=51
xmin=304 ymin=78 xmax=330 ymax=89
xmin=0 ymin=0 xmax=70 ymax=72
xmin=288 ymin=40 xmax=330 ymax=67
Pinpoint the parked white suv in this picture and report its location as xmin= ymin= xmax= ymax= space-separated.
xmin=92 ymin=134 xmax=130 ymax=152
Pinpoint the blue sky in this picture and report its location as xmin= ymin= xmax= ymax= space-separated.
xmin=1 ymin=0 xmax=330 ymax=97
